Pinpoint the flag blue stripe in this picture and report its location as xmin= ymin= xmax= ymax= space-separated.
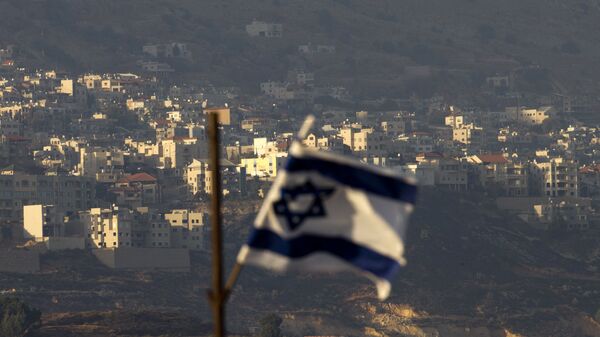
xmin=247 ymin=229 xmax=401 ymax=280
xmin=285 ymin=155 xmax=417 ymax=204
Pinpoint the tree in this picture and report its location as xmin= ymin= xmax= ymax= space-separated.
xmin=0 ymin=296 xmax=41 ymax=337
xmin=258 ymin=313 xmax=282 ymax=337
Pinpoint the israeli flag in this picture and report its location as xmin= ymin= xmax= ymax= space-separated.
xmin=237 ymin=143 xmax=417 ymax=300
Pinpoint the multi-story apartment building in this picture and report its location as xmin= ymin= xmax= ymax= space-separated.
xmin=0 ymin=170 xmax=96 ymax=227
xmin=79 ymin=74 xmax=102 ymax=90
xmin=339 ymin=126 xmax=384 ymax=154
xmin=435 ymin=158 xmax=469 ymax=191
xmin=453 ymin=123 xmax=484 ymax=147
xmin=159 ymin=137 xmax=204 ymax=169
xmin=82 ymin=206 xmax=134 ymax=248
xmin=415 ymin=153 xmax=469 ymax=191
xmin=239 ymin=154 xmax=286 ymax=180
xmin=142 ymin=209 xmax=171 ymax=248
xmin=532 ymin=157 xmax=579 ymax=197
xmin=186 ymin=159 xmax=246 ymax=195
xmin=468 ymin=154 xmax=528 ymax=196
xmin=78 ymin=147 xmax=125 ymax=183
xmin=111 ymin=173 xmax=161 ymax=208
xmin=23 ymin=204 xmax=63 ymax=241
xmin=164 ymin=209 xmax=208 ymax=250
xmin=82 ymin=206 xmax=205 ymax=250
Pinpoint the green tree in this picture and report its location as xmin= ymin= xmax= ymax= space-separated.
xmin=0 ymin=296 xmax=41 ymax=337
xmin=258 ymin=313 xmax=282 ymax=337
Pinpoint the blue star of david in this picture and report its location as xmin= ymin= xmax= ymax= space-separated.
xmin=273 ymin=180 xmax=335 ymax=231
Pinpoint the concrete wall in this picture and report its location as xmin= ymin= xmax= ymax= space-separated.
xmin=44 ymin=237 xmax=85 ymax=250
xmin=0 ymin=249 xmax=40 ymax=273
xmin=93 ymin=247 xmax=190 ymax=272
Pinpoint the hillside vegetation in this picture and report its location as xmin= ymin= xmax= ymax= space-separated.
xmin=1 ymin=0 xmax=600 ymax=96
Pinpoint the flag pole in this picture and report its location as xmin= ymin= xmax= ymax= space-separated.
xmin=208 ymin=111 xmax=225 ymax=337
xmin=295 ymin=114 xmax=315 ymax=142
xmin=221 ymin=114 xmax=316 ymax=299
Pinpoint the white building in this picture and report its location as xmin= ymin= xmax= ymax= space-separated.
xmin=82 ymin=206 xmax=133 ymax=249
xmin=452 ymin=123 xmax=484 ymax=146
xmin=532 ymin=157 xmax=579 ymax=197
xmin=445 ymin=115 xmax=468 ymax=129
xmin=240 ymin=153 xmax=288 ymax=179
xmin=504 ymin=106 xmax=555 ymax=125
xmin=23 ymin=204 xmax=63 ymax=241
xmin=245 ymin=20 xmax=283 ymax=38
xmin=78 ymin=147 xmax=125 ymax=183
xmin=339 ymin=126 xmax=384 ymax=154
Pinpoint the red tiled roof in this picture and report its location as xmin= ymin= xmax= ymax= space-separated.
xmin=117 ymin=172 xmax=157 ymax=183
xmin=580 ymin=164 xmax=600 ymax=174
xmin=477 ymin=154 xmax=508 ymax=164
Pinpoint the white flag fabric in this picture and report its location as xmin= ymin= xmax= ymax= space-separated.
xmin=237 ymin=143 xmax=417 ymax=300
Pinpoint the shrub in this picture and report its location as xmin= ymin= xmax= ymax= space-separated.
xmin=258 ymin=313 xmax=282 ymax=337
xmin=0 ymin=296 xmax=41 ymax=337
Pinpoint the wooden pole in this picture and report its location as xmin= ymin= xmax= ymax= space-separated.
xmin=208 ymin=112 xmax=225 ymax=337
xmin=223 ymin=262 xmax=243 ymax=301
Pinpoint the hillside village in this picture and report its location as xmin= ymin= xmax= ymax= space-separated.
xmin=2 ymin=5 xmax=600 ymax=333
xmin=1 ymin=29 xmax=600 ymax=269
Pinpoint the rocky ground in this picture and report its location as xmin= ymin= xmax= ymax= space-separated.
xmin=2 ymin=189 xmax=600 ymax=336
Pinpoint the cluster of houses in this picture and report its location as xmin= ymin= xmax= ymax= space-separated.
xmin=0 ymin=51 xmax=599 ymax=265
